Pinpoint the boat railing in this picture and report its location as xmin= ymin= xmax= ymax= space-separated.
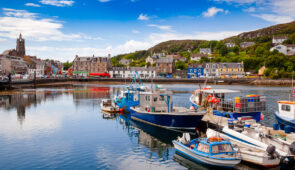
xmin=214 ymin=96 xmax=266 ymax=113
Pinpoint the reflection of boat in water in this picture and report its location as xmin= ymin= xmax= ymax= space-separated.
xmin=173 ymin=152 xmax=212 ymax=170
xmin=100 ymin=99 xmax=119 ymax=113
xmin=101 ymin=111 xmax=117 ymax=120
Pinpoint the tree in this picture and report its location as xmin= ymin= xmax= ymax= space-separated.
xmin=175 ymin=61 xmax=186 ymax=70
xmin=232 ymin=45 xmax=240 ymax=55
xmin=63 ymin=61 xmax=72 ymax=70
xmin=219 ymin=45 xmax=228 ymax=56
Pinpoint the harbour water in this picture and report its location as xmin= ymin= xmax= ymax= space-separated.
xmin=0 ymin=83 xmax=291 ymax=169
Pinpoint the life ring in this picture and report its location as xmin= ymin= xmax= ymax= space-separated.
xmin=207 ymin=95 xmax=220 ymax=104
xmin=208 ymin=136 xmax=224 ymax=142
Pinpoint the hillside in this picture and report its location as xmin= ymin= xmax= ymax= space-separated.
xmin=148 ymin=40 xmax=207 ymax=53
xmin=225 ymin=21 xmax=295 ymax=41
xmin=112 ymin=21 xmax=295 ymax=79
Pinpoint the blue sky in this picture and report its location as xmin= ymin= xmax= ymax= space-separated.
xmin=0 ymin=0 xmax=294 ymax=61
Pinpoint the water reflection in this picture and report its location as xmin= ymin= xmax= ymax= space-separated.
xmin=0 ymin=84 xmax=290 ymax=169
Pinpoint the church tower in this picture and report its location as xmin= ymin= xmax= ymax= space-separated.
xmin=16 ymin=33 xmax=25 ymax=57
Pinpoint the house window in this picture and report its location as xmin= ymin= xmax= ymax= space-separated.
xmin=282 ymin=105 xmax=290 ymax=112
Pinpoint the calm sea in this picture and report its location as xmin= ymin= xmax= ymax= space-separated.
xmin=0 ymin=83 xmax=290 ymax=169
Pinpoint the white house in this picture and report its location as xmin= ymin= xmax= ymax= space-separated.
xmin=270 ymin=44 xmax=295 ymax=55
xmin=109 ymin=67 xmax=156 ymax=78
xmin=190 ymin=53 xmax=207 ymax=62
xmin=145 ymin=56 xmax=157 ymax=65
xmin=225 ymin=42 xmax=235 ymax=48
xmin=272 ymin=35 xmax=288 ymax=44
xmin=199 ymin=48 xmax=212 ymax=55
xmin=203 ymin=63 xmax=219 ymax=78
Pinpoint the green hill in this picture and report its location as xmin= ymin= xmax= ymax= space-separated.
xmin=112 ymin=21 xmax=295 ymax=78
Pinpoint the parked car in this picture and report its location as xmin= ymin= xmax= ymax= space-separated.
xmin=22 ymin=75 xmax=30 ymax=80
xmin=12 ymin=74 xmax=22 ymax=79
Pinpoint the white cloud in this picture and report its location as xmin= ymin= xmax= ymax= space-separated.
xmin=213 ymin=0 xmax=295 ymax=23
xmin=252 ymin=14 xmax=293 ymax=24
xmin=0 ymin=8 xmax=99 ymax=41
xmin=213 ymin=0 xmax=258 ymax=4
xmin=27 ymin=30 xmax=243 ymax=61
xmin=271 ymin=0 xmax=295 ymax=18
xmin=138 ymin=13 xmax=149 ymax=20
xmin=25 ymin=3 xmax=41 ymax=7
xmin=39 ymin=0 xmax=74 ymax=7
xmin=202 ymin=7 xmax=228 ymax=17
xmin=147 ymin=24 xmax=172 ymax=31
xmin=243 ymin=7 xmax=255 ymax=12
xmin=132 ymin=30 xmax=140 ymax=34
xmin=3 ymin=8 xmax=38 ymax=18
xmin=98 ymin=0 xmax=110 ymax=2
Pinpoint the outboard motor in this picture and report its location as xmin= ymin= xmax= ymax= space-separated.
xmin=289 ymin=142 xmax=295 ymax=155
xmin=266 ymin=144 xmax=280 ymax=159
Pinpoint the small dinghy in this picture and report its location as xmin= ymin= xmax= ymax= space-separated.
xmin=101 ymin=99 xmax=119 ymax=113
xmin=173 ymin=133 xmax=241 ymax=168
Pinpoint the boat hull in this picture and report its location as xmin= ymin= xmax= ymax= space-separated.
xmin=238 ymin=149 xmax=280 ymax=168
xmin=274 ymin=111 xmax=295 ymax=132
xmin=130 ymin=109 xmax=204 ymax=129
xmin=173 ymin=141 xmax=241 ymax=168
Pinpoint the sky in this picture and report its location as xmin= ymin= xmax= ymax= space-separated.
xmin=0 ymin=0 xmax=294 ymax=62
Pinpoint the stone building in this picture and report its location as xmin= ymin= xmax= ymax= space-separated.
xmin=72 ymin=55 xmax=112 ymax=76
xmin=1 ymin=34 xmax=26 ymax=57
xmin=0 ymin=55 xmax=28 ymax=74
xmin=155 ymin=57 xmax=175 ymax=77
xmin=16 ymin=33 xmax=25 ymax=57
xmin=218 ymin=62 xmax=245 ymax=78
xmin=24 ymin=56 xmax=45 ymax=76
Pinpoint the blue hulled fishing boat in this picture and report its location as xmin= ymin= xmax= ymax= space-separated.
xmin=173 ymin=133 xmax=241 ymax=168
xmin=274 ymin=100 xmax=295 ymax=132
xmin=190 ymin=87 xmax=266 ymax=122
xmin=114 ymin=72 xmax=149 ymax=111
xmin=129 ymin=88 xmax=207 ymax=129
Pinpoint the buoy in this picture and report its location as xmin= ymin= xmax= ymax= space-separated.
xmin=285 ymin=125 xmax=291 ymax=134
xmin=190 ymin=106 xmax=195 ymax=110
xmin=119 ymin=108 xmax=124 ymax=114
xmin=273 ymin=123 xmax=279 ymax=130
xmin=260 ymin=113 xmax=264 ymax=121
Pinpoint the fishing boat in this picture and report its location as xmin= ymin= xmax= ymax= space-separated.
xmin=190 ymin=87 xmax=266 ymax=122
xmin=207 ymin=128 xmax=282 ymax=167
xmin=173 ymin=133 xmax=241 ymax=168
xmin=130 ymin=88 xmax=207 ymax=129
xmin=274 ymin=100 xmax=295 ymax=132
xmin=101 ymin=99 xmax=119 ymax=113
xmin=114 ymin=72 xmax=149 ymax=111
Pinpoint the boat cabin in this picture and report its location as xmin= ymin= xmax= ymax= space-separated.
xmin=189 ymin=138 xmax=235 ymax=157
xmin=138 ymin=89 xmax=173 ymax=112
xmin=277 ymin=101 xmax=295 ymax=120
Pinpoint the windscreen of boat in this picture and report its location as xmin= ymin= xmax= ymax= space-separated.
xmin=211 ymin=144 xmax=233 ymax=154
xmin=196 ymin=143 xmax=209 ymax=153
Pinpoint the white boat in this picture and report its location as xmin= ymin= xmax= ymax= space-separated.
xmin=173 ymin=133 xmax=241 ymax=168
xmin=207 ymin=128 xmax=281 ymax=167
xmin=100 ymin=99 xmax=119 ymax=113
